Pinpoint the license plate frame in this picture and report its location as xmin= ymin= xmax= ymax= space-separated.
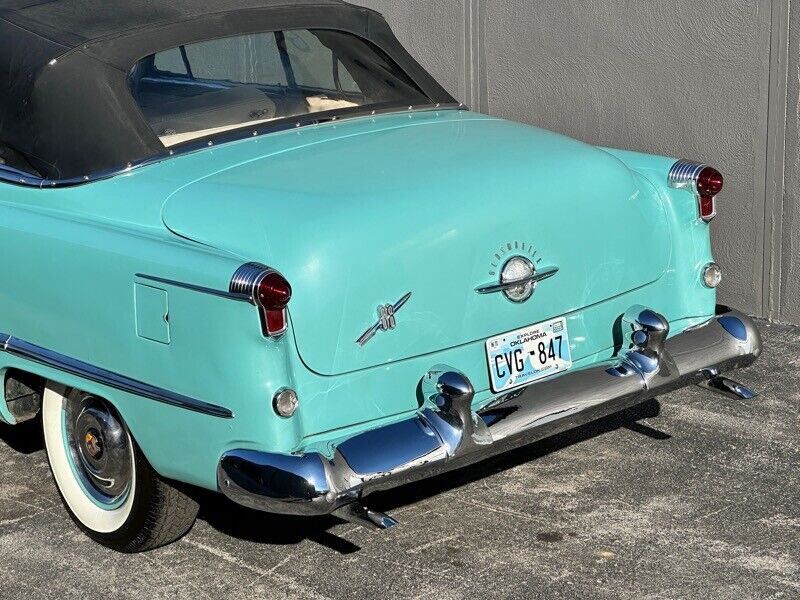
xmin=485 ymin=316 xmax=573 ymax=393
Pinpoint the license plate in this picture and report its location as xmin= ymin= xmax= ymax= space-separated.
xmin=486 ymin=317 xmax=573 ymax=393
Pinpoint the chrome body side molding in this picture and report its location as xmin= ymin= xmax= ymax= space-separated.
xmin=0 ymin=334 xmax=233 ymax=419
xmin=136 ymin=273 xmax=251 ymax=303
xmin=217 ymin=307 xmax=761 ymax=517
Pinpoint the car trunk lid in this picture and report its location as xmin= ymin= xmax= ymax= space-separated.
xmin=162 ymin=112 xmax=671 ymax=376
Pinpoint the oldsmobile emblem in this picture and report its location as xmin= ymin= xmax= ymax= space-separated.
xmin=476 ymin=243 xmax=558 ymax=303
xmin=356 ymin=292 xmax=412 ymax=346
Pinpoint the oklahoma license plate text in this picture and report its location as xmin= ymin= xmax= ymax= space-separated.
xmin=486 ymin=317 xmax=573 ymax=393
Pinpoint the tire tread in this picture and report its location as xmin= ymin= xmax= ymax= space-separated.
xmin=120 ymin=461 xmax=199 ymax=552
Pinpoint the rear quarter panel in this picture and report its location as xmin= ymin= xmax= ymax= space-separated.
xmin=601 ymin=146 xmax=718 ymax=317
xmin=0 ymin=180 xmax=302 ymax=490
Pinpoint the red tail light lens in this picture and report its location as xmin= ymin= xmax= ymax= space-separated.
xmin=255 ymin=272 xmax=291 ymax=337
xmin=263 ymin=308 xmax=288 ymax=336
xmin=256 ymin=272 xmax=292 ymax=311
xmin=696 ymin=166 xmax=723 ymax=222
xmin=696 ymin=166 xmax=723 ymax=197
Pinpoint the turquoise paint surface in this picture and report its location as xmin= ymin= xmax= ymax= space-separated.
xmin=134 ymin=283 xmax=170 ymax=344
xmin=0 ymin=110 xmax=716 ymax=491
xmin=161 ymin=113 xmax=672 ymax=376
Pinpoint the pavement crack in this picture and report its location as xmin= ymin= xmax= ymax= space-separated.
xmin=452 ymin=496 xmax=536 ymax=521
xmin=407 ymin=533 xmax=460 ymax=554
xmin=183 ymin=538 xmax=331 ymax=600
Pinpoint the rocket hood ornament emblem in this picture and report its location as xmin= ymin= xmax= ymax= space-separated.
xmin=356 ymin=292 xmax=412 ymax=346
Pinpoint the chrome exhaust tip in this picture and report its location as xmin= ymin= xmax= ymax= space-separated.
xmin=332 ymin=503 xmax=398 ymax=530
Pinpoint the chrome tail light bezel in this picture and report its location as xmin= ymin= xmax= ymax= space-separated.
xmin=668 ymin=159 xmax=723 ymax=222
xmin=230 ymin=262 xmax=291 ymax=338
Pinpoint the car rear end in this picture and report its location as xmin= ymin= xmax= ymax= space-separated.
xmin=195 ymin=135 xmax=760 ymax=523
xmin=113 ymin=21 xmax=760 ymax=524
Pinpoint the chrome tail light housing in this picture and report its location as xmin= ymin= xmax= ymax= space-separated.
xmin=668 ymin=160 xmax=724 ymax=222
xmin=230 ymin=262 xmax=292 ymax=337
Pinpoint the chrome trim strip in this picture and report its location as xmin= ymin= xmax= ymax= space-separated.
xmin=228 ymin=262 xmax=270 ymax=302
xmin=0 ymin=157 xmax=157 ymax=189
xmin=136 ymin=273 xmax=251 ymax=303
xmin=164 ymin=102 xmax=466 ymax=157
xmin=668 ymin=159 xmax=705 ymax=191
xmin=218 ymin=306 xmax=761 ymax=516
xmin=0 ymin=104 xmax=467 ymax=189
xmin=475 ymin=265 xmax=559 ymax=295
xmin=0 ymin=164 xmax=42 ymax=186
xmin=0 ymin=333 xmax=233 ymax=419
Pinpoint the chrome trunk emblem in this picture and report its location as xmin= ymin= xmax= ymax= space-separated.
xmin=476 ymin=257 xmax=559 ymax=302
xmin=378 ymin=303 xmax=397 ymax=331
xmin=356 ymin=292 xmax=412 ymax=346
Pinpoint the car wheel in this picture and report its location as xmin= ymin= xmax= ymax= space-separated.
xmin=41 ymin=382 xmax=199 ymax=552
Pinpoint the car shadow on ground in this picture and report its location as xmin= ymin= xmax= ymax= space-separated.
xmin=194 ymin=398 xmax=668 ymax=554
xmin=0 ymin=399 xmax=669 ymax=554
xmin=0 ymin=417 xmax=44 ymax=455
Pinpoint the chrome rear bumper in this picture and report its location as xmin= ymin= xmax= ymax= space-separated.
xmin=218 ymin=306 xmax=761 ymax=517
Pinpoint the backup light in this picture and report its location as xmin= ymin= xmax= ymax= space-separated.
xmin=273 ymin=388 xmax=299 ymax=418
xmin=703 ymin=263 xmax=723 ymax=289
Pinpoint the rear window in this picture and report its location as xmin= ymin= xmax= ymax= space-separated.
xmin=128 ymin=29 xmax=431 ymax=147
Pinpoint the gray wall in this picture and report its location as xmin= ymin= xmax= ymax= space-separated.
xmin=358 ymin=0 xmax=799 ymax=325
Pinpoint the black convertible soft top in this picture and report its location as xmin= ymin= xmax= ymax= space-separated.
xmin=0 ymin=0 xmax=454 ymax=182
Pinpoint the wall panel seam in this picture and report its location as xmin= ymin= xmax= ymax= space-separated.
xmin=464 ymin=0 xmax=484 ymax=111
xmin=763 ymin=0 xmax=792 ymax=320
xmin=476 ymin=0 xmax=487 ymax=114
xmin=463 ymin=0 xmax=470 ymax=105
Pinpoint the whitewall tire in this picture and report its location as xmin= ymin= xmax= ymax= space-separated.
xmin=42 ymin=382 xmax=199 ymax=552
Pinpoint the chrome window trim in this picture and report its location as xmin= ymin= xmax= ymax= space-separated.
xmin=0 ymin=164 xmax=44 ymax=187
xmin=0 ymin=333 xmax=234 ymax=419
xmin=0 ymin=104 xmax=467 ymax=189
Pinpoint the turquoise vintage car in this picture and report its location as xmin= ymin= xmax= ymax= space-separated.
xmin=0 ymin=0 xmax=761 ymax=552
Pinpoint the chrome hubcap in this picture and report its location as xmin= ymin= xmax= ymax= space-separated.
xmin=64 ymin=393 xmax=132 ymax=505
